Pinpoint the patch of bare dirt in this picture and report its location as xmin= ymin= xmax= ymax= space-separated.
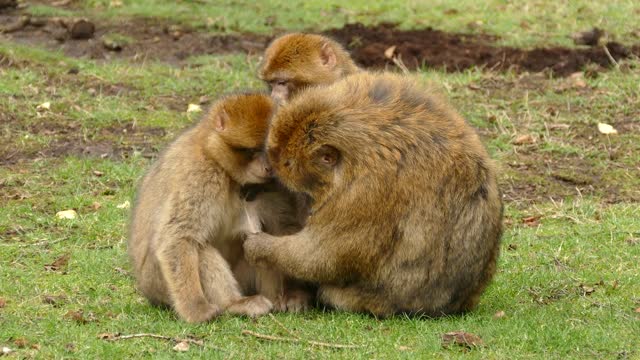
xmin=0 ymin=118 xmax=166 ymax=165
xmin=2 ymin=11 xmax=639 ymax=76
xmin=0 ymin=12 xmax=271 ymax=64
xmin=327 ymin=23 xmax=639 ymax=76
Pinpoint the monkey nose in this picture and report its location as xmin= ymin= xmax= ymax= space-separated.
xmin=264 ymin=165 xmax=273 ymax=176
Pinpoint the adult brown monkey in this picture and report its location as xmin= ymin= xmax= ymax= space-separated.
xmin=244 ymin=72 xmax=503 ymax=317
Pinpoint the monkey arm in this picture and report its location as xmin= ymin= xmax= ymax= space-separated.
xmin=243 ymin=230 xmax=351 ymax=284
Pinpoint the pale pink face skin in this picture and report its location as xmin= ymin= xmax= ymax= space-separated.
xmin=270 ymin=82 xmax=289 ymax=104
xmin=243 ymin=152 xmax=273 ymax=184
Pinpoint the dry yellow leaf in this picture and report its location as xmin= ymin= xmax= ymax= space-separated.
xmin=384 ymin=45 xmax=397 ymax=59
xmin=117 ymin=200 xmax=130 ymax=209
xmin=173 ymin=341 xmax=190 ymax=352
xmin=56 ymin=209 xmax=77 ymax=220
xmin=597 ymin=123 xmax=618 ymax=135
xmin=187 ymin=104 xmax=202 ymax=113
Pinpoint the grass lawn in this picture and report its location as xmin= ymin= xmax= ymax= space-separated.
xmin=1 ymin=0 xmax=639 ymax=358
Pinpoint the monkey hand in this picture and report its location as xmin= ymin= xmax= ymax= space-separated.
xmin=243 ymin=232 xmax=275 ymax=266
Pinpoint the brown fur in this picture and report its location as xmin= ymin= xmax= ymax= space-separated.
xmin=259 ymin=33 xmax=360 ymax=103
xmin=244 ymin=72 xmax=503 ymax=317
xmin=128 ymin=93 xmax=303 ymax=323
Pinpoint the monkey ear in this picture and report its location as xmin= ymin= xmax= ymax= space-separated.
xmin=319 ymin=42 xmax=337 ymax=69
xmin=317 ymin=145 xmax=340 ymax=168
xmin=215 ymin=110 xmax=229 ymax=131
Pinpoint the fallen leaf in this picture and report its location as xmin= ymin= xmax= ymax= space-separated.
xmin=30 ymin=344 xmax=41 ymax=350
xmin=384 ymin=45 xmax=397 ymax=59
xmin=173 ymin=341 xmax=190 ymax=352
xmin=522 ymin=216 xmax=541 ymax=227
xmin=114 ymin=267 xmax=130 ymax=276
xmin=611 ymin=280 xmax=618 ymax=290
xmin=0 ymin=298 xmax=5 ymax=308
xmin=555 ymin=72 xmax=588 ymax=92
xmin=507 ymin=244 xmax=518 ymax=251
xmin=56 ymin=209 xmax=77 ymax=220
xmin=187 ymin=103 xmax=202 ymax=113
xmin=198 ymin=95 xmax=211 ymax=105
xmin=442 ymin=331 xmax=483 ymax=349
xmin=396 ymin=345 xmax=411 ymax=351
xmin=36 ymin=101 xmax=51 ymax=111
xmin=64 ymin=343 xmax=76 ymax=351
xmin=92 ymin=170 xmax=104 ymax=177
xmin=568 ymin=72 xmax=587 ymax=88
xmin=117 ymin=200 xmax=130 ymax=209
xmin=51 ymin=0 xmax=71 ymax=6
xmin=2 ymin=347 xmax=12 ymax=355
xmin=98 ymin=333 xmax=118 ymax=340
xmin=579 ymin=284 xmax=595 ymax=296
xmin=597 ymin=122 xmax=618 ymax=135
xmin=493 ymin=310 xmax=506 ymax=319
xmin=92 ymin=202 xmax=102 ymax=210
xmin=110 ymin=0 xmax=123 ymax=7
xmin=13 ymin=338 xmax=28 ymax=348
xmin=44 ymin=254 xmax=70 ymax=272
xmin=635 ymin=307 xmax=640 ymax=313
xmin=512 ymin=134 xmax=536 ymax=145
xmin=43 ymin=294 xmax=67 ymax=306
xmin=548 ymin=123 xmax=570 ymax=130
xmin=65 ymin=310 xmax=88 ymax=324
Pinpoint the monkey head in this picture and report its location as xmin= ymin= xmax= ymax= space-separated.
xmin=206 ymin=93 xmax=275 ymax=185
xmin=258 ymin=33 xmax=358 ymax=103
xmin=265 ymin=97 xmax=347 ymax=203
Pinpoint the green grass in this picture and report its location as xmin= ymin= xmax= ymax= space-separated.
xmin=25 ymin=0 xmax=640 ymax=46
xmin=2 ymin=0 xmax=640 ymax=358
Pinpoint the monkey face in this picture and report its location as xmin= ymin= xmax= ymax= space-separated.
xmin=269 ymin=80 xmax=289 ymax=104
xmin=240 ymin=151 xmax=272 ymax=184
xmin=266 ymin=140 xmax=340 ymax=198
xmin=259 ymin=33 xmax=345 ymax=104
xmin=235 ymin=148 xmax=273 ymax=184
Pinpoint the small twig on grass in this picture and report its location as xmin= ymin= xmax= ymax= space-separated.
xmin=391 ymin=55 xmax=410 ymax=75
xmin=268 ymin=313 xmax=300 ymax=339
xmin=99 ymin=333 xmax=204 ymax=346
xmin=241 ymin=330 xmax=361 ymax=349
xmin=602 ymin=45 xmax=620 ymax=69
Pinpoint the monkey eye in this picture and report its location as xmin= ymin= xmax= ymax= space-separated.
xmin=232 ymin=146 xmax=261 ymax=159
xmin=315 ymin=145 xmax=340 ymax=168
xmin=274 ymin=80 xmax=287 ymax=86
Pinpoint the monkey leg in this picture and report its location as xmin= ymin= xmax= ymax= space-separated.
xmin=255 ymin=268 xmax=286 ymax=311
xmin=318 ymin=285 xmax=395 ymax=317
xmin=156 ymin=238 xmax=219 ymax=323
xmin=136 ymin=255 xmax=170 ymax=307
xmin=199 ymin=247 xmax=273 ymax=318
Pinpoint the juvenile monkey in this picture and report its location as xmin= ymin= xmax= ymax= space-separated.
xmin=129 ymin=93 xmax=292 ymax=323
xmin=259 ymin=33 xmax=360 ymax=103
xmin=244 ymin=72 xmax=503 ymax=317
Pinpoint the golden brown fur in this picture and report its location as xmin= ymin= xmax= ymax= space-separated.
xmin=259 ymin=33 xmax=360 ymax=103
xmin=244 ymin=72 xmax=503 ymax=317
xmin=128 ymin=93 xmax=303 ymax=323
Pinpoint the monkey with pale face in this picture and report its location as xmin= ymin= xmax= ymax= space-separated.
xmin=244 ymin=72 xmax=503 ymax=317
xmin=128 ymin=93 xmax=306 ymax=323
xmin=259 ymin=33 xmax=360 ymax=103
